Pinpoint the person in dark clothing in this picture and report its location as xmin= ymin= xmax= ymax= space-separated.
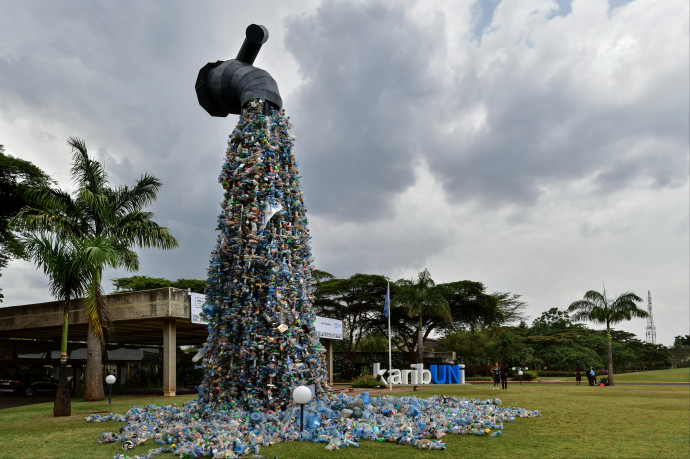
xmin=589 ymin=367 xmax=596 ymax=386
xmin=500 ymin=363 xmax=509 ymax=389
xmin=492 ymin=362 xmax=501 ymax=389
xmin=575 ymin=369 xmax=582 ymax=386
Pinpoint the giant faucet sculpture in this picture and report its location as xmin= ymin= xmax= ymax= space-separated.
xmin=194 ymin=24 xmax=327 ymax=411
xmin=195 ymin=24 xmax=283 ymax=116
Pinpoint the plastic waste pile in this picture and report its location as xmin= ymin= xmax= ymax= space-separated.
xmin=196 ymin=99 xmax=327 ymax=411
xmin=87 ymin=393 xmax=541 ymax=458
xmin=86 ymin=99 xmax=541 ymax=457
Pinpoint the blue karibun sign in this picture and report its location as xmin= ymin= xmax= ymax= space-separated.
xmin=373 ymin=363 xmax=466 ymax=385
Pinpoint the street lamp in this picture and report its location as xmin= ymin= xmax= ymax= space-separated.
xmin=105 ymin=374 xmax=116 ymax=404
xmin=292 ymin=385 xmax=312 ymax=436
xmin=518 ymin=368 xmax=524 ymax=386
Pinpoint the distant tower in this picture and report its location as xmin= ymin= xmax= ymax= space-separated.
xmin=645 ymin=290 xmax=656 ymax=344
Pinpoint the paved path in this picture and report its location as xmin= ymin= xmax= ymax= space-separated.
xmin=0 ymin=394 xmax=54 ymax=410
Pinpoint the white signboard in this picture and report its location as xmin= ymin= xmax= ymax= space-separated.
xmin=189 ymin=293 xmax=341 ymax=340
xmin=190 ymin=293 xmax=209 ymax=325
xmin=314 ymin=316 xmax=343 ymax=340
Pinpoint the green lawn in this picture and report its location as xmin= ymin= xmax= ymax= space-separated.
xmin=554 ymin=367 xmax=690 ymax=383
xmin=613 ymin=368 xmax=690 ymax=382
xmin=0 ymin=382 xmax=688 ymax=458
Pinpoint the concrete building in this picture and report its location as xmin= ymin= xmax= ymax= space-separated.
xmin=1 ymin=288 xmax=209 ymax=396
xmin=0 ymin=287 xmax=338 ymax=396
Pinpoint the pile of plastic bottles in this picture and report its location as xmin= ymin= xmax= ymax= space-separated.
xmin=86 ymin=392 xmax=541 ymax=457
xmin=196 ymin=99 xmax=327 ymax=412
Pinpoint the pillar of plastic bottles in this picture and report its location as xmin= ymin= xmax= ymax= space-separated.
xmin=197 ymin=99 xmax=327 ymax=411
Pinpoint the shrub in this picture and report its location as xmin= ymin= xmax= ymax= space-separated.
xmin=350 ymin=374 xmax=385 ymax=388
xmin=511 ymin=370 xmax=537 ymax=381
xmin=466 ymin=375 xmax=493 ymax=381
xmin=538 ymin=370 xmax=577 ymax=377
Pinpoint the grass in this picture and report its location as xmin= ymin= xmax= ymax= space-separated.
xmin=554 ymin=367 xmax=690 ymax=384
xmin=0 ymin=378 xmax=688 ymax=458
xmin=612 ymin=368 xmax=690 ymax=382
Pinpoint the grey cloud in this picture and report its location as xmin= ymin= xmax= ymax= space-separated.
xmin=284 ymin=1 xmax=445 ymax=222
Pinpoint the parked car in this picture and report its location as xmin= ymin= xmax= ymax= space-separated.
xmin=24 ymin=380 xmax=58 ymax=397
xmin=0 ymin=379 xmax=26 ymax=396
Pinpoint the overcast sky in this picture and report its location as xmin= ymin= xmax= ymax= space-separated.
xmin=1 ymin=0 xmax=687 ymax=346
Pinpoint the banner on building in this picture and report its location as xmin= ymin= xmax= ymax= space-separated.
xmin=190 ymin=293 xmax=209 ymax=325
xmin=314 ymin=316 xmax=343 ymax=340
xmin=189 ymin=293 xmax=341 ymax=338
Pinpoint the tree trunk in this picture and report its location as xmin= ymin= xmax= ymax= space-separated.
xmin=607 ymin=332 xmax=615 ymax=386
xmin=54 ymin=303 xmax=71 ymax=416
xmin=84 ymin=327 xmax=104 ymax=401
xmin=417 ymin=315 xmax=424 ymax=365
xmin=54 ymin=361 xmax=71 ymax=416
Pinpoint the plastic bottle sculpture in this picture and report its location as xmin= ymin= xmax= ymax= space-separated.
xmin=194 ymin=25 xmax=327 ymax=411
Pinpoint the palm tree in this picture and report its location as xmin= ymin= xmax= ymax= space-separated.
xmin=13 ymin=137 xmax=178 ymax=400
xmin=22 ymin=234 xmax=94 ymax=415
xmin=568 ymin=288 xmax=646 ymax=385
xmin=394 ymin=269 xmax=452 ymax=366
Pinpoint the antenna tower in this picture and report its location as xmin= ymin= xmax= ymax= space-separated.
xmin=645 ymin=290 xmax=656 ymax=344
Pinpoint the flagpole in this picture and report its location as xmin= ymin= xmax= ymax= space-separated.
xmin=387 ymin=281 xmax=392 ymax=392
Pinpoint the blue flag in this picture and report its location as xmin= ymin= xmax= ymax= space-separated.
xmin=384 ymin=282 xmax=390 ymax=318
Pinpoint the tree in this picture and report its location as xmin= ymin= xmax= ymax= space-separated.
xmin=22 ymin=234 xmax=115 ymax=415
xmin=670 ymin=335 xmax=690 ymax=368
xmin=568 ymin=288 xmax=646 ymax=385
xmin=437 ymin=329 xmax=491 ymax=366
xmin=531 ymin=307 xmax=574 ymax=335
xmin=492 ymin=291 xmax=528 ymax=326
xmin=393 ymin=269 xmax=451 ymax=366
xmin=13 ymin=137 xmax=178 ymax=400
xmin=112 ymin=275 xmax=205 ymax=293
xmin=313 ymin=273 xmax=388 ymax=379
xmin=441 ymin=281 xmax=500 ymax=332
xmin=0 ymin=144 xmax=51 ymax=300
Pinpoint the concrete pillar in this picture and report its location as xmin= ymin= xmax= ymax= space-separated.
xmin=163 ymin=318 xmax=176 ymax=396
xmin=326 ymin=339 xmax=333 ymax=385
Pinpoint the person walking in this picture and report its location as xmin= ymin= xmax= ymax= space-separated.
xmin=492 ymin=362 xmax=501 ymax=389
xmin=500 ymin=363 xmax=509 ymax=390
xmin=589 ymin=367 xmax=596 ymax=386
xmin=575 ymin=369 xmax=582 ymax=386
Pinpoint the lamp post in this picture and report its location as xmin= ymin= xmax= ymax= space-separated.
xmin=518 ymin=368 xmax=523 ymax=386
xmin=292 ymin=385 xmax=312 ymax=437
xmin=105 ymin=374 xmax=116 ymax=404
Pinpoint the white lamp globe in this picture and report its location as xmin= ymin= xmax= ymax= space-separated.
xmin=292 ymin=385 xmax=312 ymax=405
xmin=518 ymin=370 xmax=524 ymax=376
xmin=525 ymin=367 xmax=528 ymax=370
xmin=105 ymin=375 xmax=116 ymax=385
xmin=511 ymin=367 xmax=516 ymax=371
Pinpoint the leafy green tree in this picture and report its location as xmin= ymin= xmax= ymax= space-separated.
xmin=357 ymin=331 xmax=389 ymax=352
xmin=491 ymin=291 xmax=528 ymax=326
xmin=112 ymin=275 xmax=206 ymax=293
xmin=531 ymin=307 xmax=575 ymax=335
xmin=112 ymin=275 xmax=172 ymax=291
xmin=568 ymin=288 xmax=647 ymax=385
xmin=437 ymin=329 xmax=491 ymax=365
xmin=0 ymin=144 xmax=51 ymax=300
xmin=171 ymin=279 xmax=206 ymax=293
xmin=670 ymin=335 xmax=690 ymax=368
xmin=441 ymin=281 xmax=500 ymax=331
xmin=393 ymin=269 xmax=451 ymax=366
xmin=313 ymin=273 xmax=388 ymax=378
xmin=13 ymin=137 xmax=178 ymax=400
